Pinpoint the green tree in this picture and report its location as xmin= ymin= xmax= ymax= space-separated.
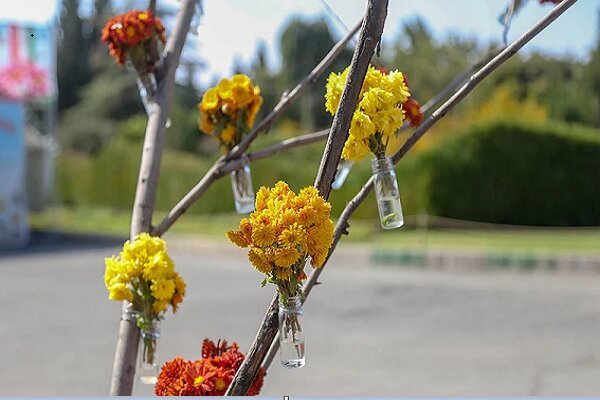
xmin=387 ymin=18 xmax=479 ymax=103
xmin=57 ymin=0 xmax=93 ymax=111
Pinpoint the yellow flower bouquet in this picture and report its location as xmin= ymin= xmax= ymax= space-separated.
xmin=104 ymin=233 xmax=185 ymax=383
xmin=227 ymin=181 xmax=334 ymax=368
xmin=325 ymin=65 xmax=411 ymax=229
xmin=198 ymin=74 xmax=263 ymax=214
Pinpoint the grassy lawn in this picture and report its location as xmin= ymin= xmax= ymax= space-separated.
xmin=30 ymin=206 xmax=600 ymax=255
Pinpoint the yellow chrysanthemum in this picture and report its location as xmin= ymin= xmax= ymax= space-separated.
xmin=255 ymin=186 xmax=270 ymax=211
xmin=308 ymin=196 xmax=332 ymax=224
xmin=274 ymin=247 xmax=301 ymax=268
xmin=307 ymin=219 xmax=334 ymax=256
xmin=248 ymin=247 xmax=273 ymax=274
xmin=151 ymin=279 xmax=176 ymax=301
xmin=226 ymin=230 xmax=249 ymax=248
xmin=246 ymin=92 xmax=263 ymax=127
xmin=385 ymin=70 xmax=410 ymax=103
xmin=311 ymin=248 xmax=329 ymax=268
xmin=251 ymin=224 xmax=276 ymax=248
xmin=298 ymin=186 xmax=319 ymax=199
xmin=349 ymin=110 xmax=376 ymax=140
xmin=324 ymin=68 xmax=350 ymax=115
xmin=199 ymin=87 xmax=219 ymax=114
xmin=108 ymin=282 xmax=133 ymax=302
xmin=325 ymin=65 xmax=413 ymax=161
xmin=198 ymin=113 xmax=215 ymax=134
xmin=229 ymin=182 xmax=333 ymax=288
xmin=362 ymin=65 xmax=386 ymax=92
xmin=342 ymin=136 xmax=370 ymax=161
xmin=153 ymin=298 xmax=169 ymax=314
xmin=278 ymin=222 xmax=306 ymax=249
xmin=374 ymin=107 xmax=405 ymax=137
xmin=359 ymin=87 xmax=395 ymax=115
xmin=239 ymin=218 xmax=253 ymax=243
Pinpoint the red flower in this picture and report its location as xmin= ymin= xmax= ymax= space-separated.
xmin=101 ymin=10 xmax=165 ymax=67
xmin=402 ymin=97 xmax=423 ymax=127
xmin=156 ymin=339 xmax=265 ymax=396
xmin=154 ymin=357 xmax=190 ymax=396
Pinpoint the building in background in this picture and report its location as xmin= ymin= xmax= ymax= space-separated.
xmin=0 ymin=21 xmax=57 ymax=248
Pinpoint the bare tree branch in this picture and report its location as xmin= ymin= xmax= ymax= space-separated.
xmin=315 ymin=0 xmax=389 ymax=198
xmin=261 ymin=0 xmax=579 ymax=373
xmin=108 ymin=0 xmax=196 ymax=395
xmin=224 ymin=1 xmax=389 ymax=395
xmin=224 ymin=19 xmax=363 ymax=161
xmin=152 ymin=20 xmax=362 ymax=236
xmin=148 ymin=0 xmax=157 ymax=14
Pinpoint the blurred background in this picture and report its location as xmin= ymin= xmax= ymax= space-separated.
xmin=0 ymin=0 xmax=599 ymax=242
xmin=2 ymin=0 xmax=600 ymax=396
xmin=2 ymin=0 xmax=600 ymax=252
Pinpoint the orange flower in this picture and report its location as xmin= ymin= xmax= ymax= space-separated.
xmin=101 ymin=10 xmax=166 ymax=68
xmin=156 ymin=339 xmax=264 ymax=396
xmin=402 ymin=97 xmax=423 ymax=127
xmin=154 ymin=357 xmax=190 ymax=396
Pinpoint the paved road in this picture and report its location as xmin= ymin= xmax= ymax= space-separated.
xmin=1 ymin=238 xmax=600 ymax=396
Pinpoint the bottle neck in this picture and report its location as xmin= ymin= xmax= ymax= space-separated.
xmin=371 ymin=156 xmax=393 ymax=174
xmin=278 ymin=295 xmax=302 ymax=311
xmin=140 ymin=320 xmax=161 ymax=339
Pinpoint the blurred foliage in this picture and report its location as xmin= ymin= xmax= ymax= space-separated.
xmin=54 ymin=2 xmax=600 ymax=227
xmin=247 ymin=18 xmax=353 ymax=131
xmin=419 ymin=119 xmax=600 ymax=226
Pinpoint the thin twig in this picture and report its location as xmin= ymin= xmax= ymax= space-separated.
xmin=152 ymin=20 xmax=361 ymax=236
xmin=148 ymin=0 xmax=157 ymax=14
xmin=261 ymin=0 xmax=579 ymax=372
xmin=315 ymin=0 xmax=388 ymax=198
xmin=225 ymin=19 xmax=363 ymax=161
xmin=225 ymin=1 xmax=389 ymax=395
xmin=224 ymin=129 xmax=329 ymax=173
xmin=108 ymin=0 xmax=196 ymax=396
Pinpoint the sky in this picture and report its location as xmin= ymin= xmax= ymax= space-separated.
xmin=0 ymin=0 xmax=598 ymax=86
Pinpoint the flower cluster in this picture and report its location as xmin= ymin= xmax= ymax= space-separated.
xmin=101 ymin=10 xmax=165 ymax=69
xmin=198 ymin=74 xmax=263 ymax=152
xmin=155 ymin=339 xmax=265 ymax=396
xmin=227 ymin=182 xmax=334 ymax=300
xmin=325 ymin=65 xmax=411 ymax=161
xmin=0 ymin=60 xmax=48 ymax=101
xmin=104 ymin=233 xmax=185 ymax=326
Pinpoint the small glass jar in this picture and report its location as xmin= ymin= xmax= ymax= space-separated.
xmin=278 ymin=295 xmax=305 ymax=369
xmin=371 ymin=157 xmax=404 ymax=229
xmin=332 ymin=159 xmax=354 ymax=190
xmin=230 ymin=160 xmax=255 ymax=214
xmin=138 ymin=320 xmax=161 ymax=385
xmin=136 ymin=72 xmax=158 ymax=116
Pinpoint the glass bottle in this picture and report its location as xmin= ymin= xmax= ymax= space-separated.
xmin=371 ymin=156 xmax=404 ymax=229
xmin=332 ymin=159 xmax=354 ymax=190
xmin=278 ymin=295 xmax=305 ymax=369
xmin=230 ymin=157 xmax=255 ymax=214
xmin=138 ymin=320 xmax=161 ymax=385
xmin=136 ymin=72 xmax=158 ymax=116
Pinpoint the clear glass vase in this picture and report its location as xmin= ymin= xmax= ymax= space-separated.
xmin=332 ymin=159 xmax=354 ymax=190
xmin=230 ymin=163 xmax=255 ymax=214
xmin=278 ymin=295 xmax=305 ymax=369
xmin=138 ymin=320 xmax=161 ymax=385
xmin=136 ymin=72 xmax=158 ymax=116
xmin=371 ymin=156 xmax=404 ymax=229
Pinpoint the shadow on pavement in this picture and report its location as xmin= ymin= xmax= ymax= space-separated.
xmin=0 ymin=230 xmax=125 ymax=257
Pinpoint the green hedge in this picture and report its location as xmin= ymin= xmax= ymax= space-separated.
xmin=55 ymin=127 xmax=423 ymax=220
xmin=421 ymin=119 xmax=600 ymax=226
